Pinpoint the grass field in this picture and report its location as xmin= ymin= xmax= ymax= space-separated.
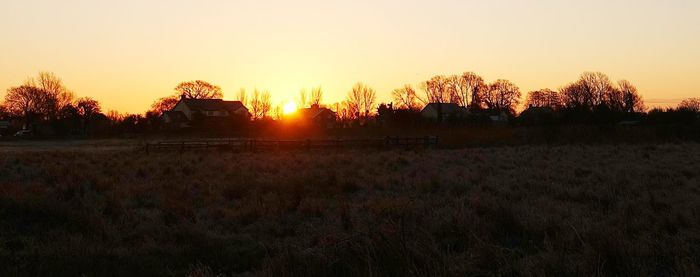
xmin=1 ymin=143 xmax=699 ymax=276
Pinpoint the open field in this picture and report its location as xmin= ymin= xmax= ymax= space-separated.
xmin=1 ymin=144 xmax=700 ymax=276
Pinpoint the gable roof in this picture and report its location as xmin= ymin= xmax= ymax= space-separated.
xmin=298 ymin=105 xmax=336 ymax=119
xmin=422 ymin=103 xmax=466 ymax=114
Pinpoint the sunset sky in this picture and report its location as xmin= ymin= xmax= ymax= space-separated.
xmin=1 ymin=0 xmax=699 ymax=113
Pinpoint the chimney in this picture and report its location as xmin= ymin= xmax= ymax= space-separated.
xmin=311 ymin=103 xmax=320 ymax=109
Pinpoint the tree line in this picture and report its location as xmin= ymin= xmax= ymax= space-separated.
xmin=1 ymin=71 xmax=699 ymax=137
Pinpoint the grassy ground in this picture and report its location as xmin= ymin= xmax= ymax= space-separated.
xmin=1 ymin=144 xmax=699 ymax=276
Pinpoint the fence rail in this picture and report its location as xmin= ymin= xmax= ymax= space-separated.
xmin=144 ymin=136 xmax=438 ymax=153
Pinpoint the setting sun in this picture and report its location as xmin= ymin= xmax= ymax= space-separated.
xmin=283 ymin=102 xmax=298 ymax=115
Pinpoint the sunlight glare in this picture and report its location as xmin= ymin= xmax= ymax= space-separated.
xmin=283 ymin=101 xmax=298 ymax=115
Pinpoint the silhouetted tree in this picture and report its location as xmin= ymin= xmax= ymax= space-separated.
xmin=298 ymin=89 xmax=308 ymax=108
xmin=484 ymin=79 xmax=521 ymax=114
xmin=237 ymin=88 xmax=248 ymax=107
xmin=678 ymin=98 xmax=700 ymax=112
xmin=76 ymin=97 xmax=102 ymax=135
xmin=580 ymin=72 xmax=615 ymax=107
xmin=424 ymin=75 xmax=450 ymax=103
xmin=392 ymin=84 xmax=422 ymax=110
xmin=525 ymin=89 xmax=561 ymax=109
xmin=461 ymin=72 xmax=487 ymax=109
xmin=617 ymin=80 xmax=645 ymax=113
xmin=345 ymin=82 xmax=376 ymax=120
xmin=361 ymin=84 xmax=376 ymax=117
xmin=174 ymin=80 xmax=223 ymax=99
xmin=4 ymin=85 xmax=48 ymax=126
xmin=260 ymin=90 xmax=272 ymax=119
xmin=150 ymin=96 xmax=179 ymax=113
xmin=311 ymin=87 xmax=323 ymax=106
xmin=26 ymin=71 xmax=75 ymax=117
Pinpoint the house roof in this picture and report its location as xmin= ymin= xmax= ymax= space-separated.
xmin=298 ymin=105 xmax=336 ymax=119
xmin=422 ymin=103 xmax=467 ymax=114
xmin=180 ymin=99 xmax=247 ymax=112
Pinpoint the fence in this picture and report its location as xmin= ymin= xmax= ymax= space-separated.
xmin=144 ymin=136 xmax=438 ymax=153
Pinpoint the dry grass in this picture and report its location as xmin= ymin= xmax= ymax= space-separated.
xmin=1 ymin=144 xmax=699 ymax=276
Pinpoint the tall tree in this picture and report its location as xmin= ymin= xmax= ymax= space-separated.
xmin=361 ymin=84 xmax=376 ymax=116
xmin=345 ymin=82 xmax=376 ymax=119
xmin=237 ymin=88 xmax=248 ymax=107
xmin=76 ymin=97 xmax=102 ymax=135
xmin=525 ymin=89 xmax=561 ymax=109
xmin=310 ymin=87 xmax=323 ymax=106
xmin=424 ymin=75 xmax=450 ymax=103
xmin=461 ymin=72 xmax=487 ymax=109
xmin=174 ymin=80 xmax=223 ymax=99
xmin=298 ymin=89 xmax=308 ymax=108
xmin=446 ymin=75 xmax=468 ymax=106
xmin=579 ymin=72 xmax=615 ymax=107
xmin=150 ymin=96 xmax=179 ymax=113
xmin=260 ymin=91 xmax=272 ymax=119
xmin=392 ymin=84 xmax=422 ymax=110
xmin=250 ymin=89 xmax=262 ymax=120
xmin=28 ymin=72 xmax=75 ymax=113
xmin=484 ymin=79 xmax=521 ymax=113
xmin=4 ymin=85 xmax=48 ymax=126
xmin=617 ymin=80 xmax=645 ymax=113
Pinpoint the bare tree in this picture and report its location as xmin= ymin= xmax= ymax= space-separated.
xmin=484 ymin=79 xmax=521 ymax=113
xmin=23 ymin=72 xmax=75 ymax=117
xmin=361 ymin=84 xmax=376 ymax=117
xmin=678 ymin=98 xmax=700 ymax=112
xmin=525 ymin=89 xmax=561 ymax=109
xmin=579 ymin=72 xmax=615 ymax=107
xmin=392 ymin=84 xmax=422 ymax=110
xmin=237 ymin=88 xmax=248 ymax=107
xmin=310 ymin=87 xmax=323 ymax=106
xmin=298 ymin=89 xmax=308 ymax=108
xmin=617 ymin=80 xmax=645 ymax=112
xmin=174 ymin=80 xmax=223 ymax=99
xmin=76 ymin=97 xmax=101 ymax=118
xmin=250 ymin=89 xmax=261 ymax=120
xmin=150 ymin=96 xmax=179 ymax=113
xmin=461 ymin=72 xmax=487 ymax=109
xmin=424 ymin=75 xmax=450 ymax=103
xmin=76 ymin=97 xmax=102 ymax=135
xmin=4 ymin=85 xmax=48 ymax=126
xmin=560 ymin=81 xmax=588 ymax=109
xmin=260 ymin=91 xmax=272 ymax=119
xmin=346 ymin=84 xmax=363 ymax=119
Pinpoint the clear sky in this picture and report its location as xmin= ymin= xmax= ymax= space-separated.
xmin=1 ymin=0 xmax=699 ymax=113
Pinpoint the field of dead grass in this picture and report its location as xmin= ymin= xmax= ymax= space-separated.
xmin=1 ymin=143 xmax=699 ymax=276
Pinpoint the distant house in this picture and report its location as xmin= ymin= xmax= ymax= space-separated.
xmin=518 ymin=106 xmax=555 ymax=125
xmin=420 ymin=103 xmax=469 ymax=121
xmin=162 ymin=97 xmax=250 ymax=128
xmin=296 ymin=104 xmax=337 ymax=128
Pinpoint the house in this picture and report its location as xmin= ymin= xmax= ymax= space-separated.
xmin=162 ymin=97 xmax=250 ymax=128
xmin=296 ymin=104 xmax=337 ymax=128
xmin=518 ymin=106 xmax=555 ymax=125
xmin=420 ymin=103 xmax=469 ymax=121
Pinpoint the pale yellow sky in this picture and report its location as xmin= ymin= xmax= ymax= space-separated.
xmin=1 ymin=0 xmax=699 ymax=113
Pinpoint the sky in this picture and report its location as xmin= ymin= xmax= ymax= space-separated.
xmin=1 ymin=0 xmax=699 ymax=113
